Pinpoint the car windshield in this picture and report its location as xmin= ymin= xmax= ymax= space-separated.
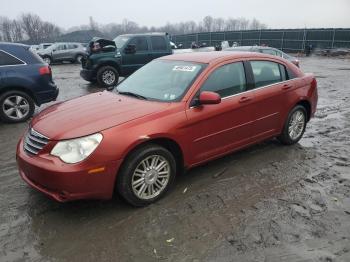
xmin=283 ymin=52 xmax=293 ymax=60
xmin=113 ymin=36 xmax=130 ymax=48
xmin=116 ymin=60 xmax=206 ymax=102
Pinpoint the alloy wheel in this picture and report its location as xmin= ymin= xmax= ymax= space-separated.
xmin=131 ymin=155 xmax=171 ymax=200
xmin=101 ymin=70 xmax=116 ymax=85
xmin=288 ymin=110 xmax=305 ymax=140
xmin=2 ymin=95 xmax=30 ymax=120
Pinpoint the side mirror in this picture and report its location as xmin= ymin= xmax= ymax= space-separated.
xmin=125 ymin=44 xmax=136 ymax=54
xmin=102 ymin=45 xmax=116 ymax=52
xmin=198 ymin=91 xmax=221 ymax=105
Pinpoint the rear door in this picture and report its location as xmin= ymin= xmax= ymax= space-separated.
xmin=247 ymin=59 xmax=294 ymax=140
xmin=150 ymin=36 xmax=171 ymax=59
xmin=122 ymin=36 xmax=152 ymax=75
xmin=185 ymin=61 xmax=255 ymax=164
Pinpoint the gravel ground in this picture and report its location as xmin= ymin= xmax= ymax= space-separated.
xmin=0 ymin=56 xmax=349 ymax=262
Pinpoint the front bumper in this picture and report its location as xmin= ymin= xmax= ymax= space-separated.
xmin=80 ymin=68 xmax=95 ymax=82
xmin=16 ymin=137 xmax=122 ymax=202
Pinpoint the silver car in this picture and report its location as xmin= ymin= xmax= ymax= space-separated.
xmin=225 ymin=46 xmax=300 ymax=67
xmin=37 ymin=42 xmax=87 ymax=65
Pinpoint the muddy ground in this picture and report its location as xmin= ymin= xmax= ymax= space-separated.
xmin=0 ymin=56 xmax=349 ymax=262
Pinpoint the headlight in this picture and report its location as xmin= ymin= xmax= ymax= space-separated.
xmin=51 ymin=133 xmax=103 ymax=164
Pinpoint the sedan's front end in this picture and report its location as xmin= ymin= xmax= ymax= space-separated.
xmin=17 ymin=127 xmax=121 ymax=201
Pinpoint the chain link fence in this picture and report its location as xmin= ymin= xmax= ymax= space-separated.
xmin=171 ymin=28 xmax=350 ymax=52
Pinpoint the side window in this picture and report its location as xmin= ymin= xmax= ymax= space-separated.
xmin=201 ymin=62 xmax=247 ymax=98
xmin=251 ymin=61 xmax=282 ymax=88
xmin=261 ymin=49 xmax=277 ymax=56
xmin=56 ymin=44 xmax=66 ymax=51
xmin=67 ymin=44 xmax=78 ymax=49
xmin=0 ymin=51 xmax=24 ymax=66
xmin=151 ymin=36 xmax=167 ymax=51
xmin=286 ymin=67 xmax=297 ymax=80
xmin=128 ymin=37 xmax=149 ymax=52
xmin=279 ymin=64 xmax=287 ymax=81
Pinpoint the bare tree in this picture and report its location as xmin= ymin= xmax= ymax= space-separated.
xmin=11 ymin=19 xmax=23 ymax=41
xmin=89 ymin=16 xmax=99 ymax=31
xmin=203 ymin=16 xmax=214 ymax=32
xmin=0 ymin=17 xmax=13 ymax=42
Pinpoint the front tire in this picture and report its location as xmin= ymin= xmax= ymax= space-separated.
xmin=97 ymin=66 xmax=119 ymax=88
xmin=278 ymin=105 xmax=307 ymax=145
xmin=0 ymin=90 xmax=35 ymax=123
xmin=117 ymin=144 xmax=176 ymax=207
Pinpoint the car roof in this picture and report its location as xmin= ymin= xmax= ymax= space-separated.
xmin=119 ymin=32 xmax=167 ymax=37
xmin=0 ymin=42 xmax=28 ymax=49
xmin=159 ymin=51 xmax=277 ymax=64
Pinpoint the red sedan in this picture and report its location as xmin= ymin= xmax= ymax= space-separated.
xmin=17 ymin=51 xmax=318 ymax=206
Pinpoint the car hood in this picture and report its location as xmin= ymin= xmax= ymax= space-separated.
xmin=31 ymin=91 xmax=171 ymax=140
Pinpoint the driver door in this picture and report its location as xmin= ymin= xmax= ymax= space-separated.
xmin=185 ymin=61 xmax=255 ymax=164
xmin=122 ymin=36 xmax=152 ymax=75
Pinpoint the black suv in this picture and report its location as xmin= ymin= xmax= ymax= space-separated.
xmin=0 ymin=43 xmax=58 ymax=123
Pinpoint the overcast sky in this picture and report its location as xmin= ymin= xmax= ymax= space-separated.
xmin=1 ymin=0 xmax=349 ymax=29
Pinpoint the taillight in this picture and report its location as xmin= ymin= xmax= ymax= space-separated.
xmin=39 ymin=66 xmax=51 ymax=75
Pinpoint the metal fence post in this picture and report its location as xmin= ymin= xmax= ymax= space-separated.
xmin=259 ymin=29 xmax=262 ymax=45
xmin=281 ymin=30 xmax=285 ymax=50
xmin=332 ymin=28 xmax=336 ymax=48
xmin=302 ymin=28 xmax=307 ymax=52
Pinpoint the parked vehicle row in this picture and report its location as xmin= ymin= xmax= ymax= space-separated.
xmin=16 ymin=51 xmax=317 ymax=206
xmin=0 ymin=42 xmax=58 ymax=123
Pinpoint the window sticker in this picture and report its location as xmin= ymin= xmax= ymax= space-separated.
xmin=172 ymin=65 xmax=197 ymax=72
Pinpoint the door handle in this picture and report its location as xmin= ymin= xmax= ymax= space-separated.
xmin=239 ymin=96 xmax=252 ymax=103
xmin=282 ymin=84 xmax=292 ymax=90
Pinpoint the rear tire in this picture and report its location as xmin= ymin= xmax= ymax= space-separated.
xmin=97 ymin=66 xmax=119 ymax=88
xmin=117 ymin=144 xmax=176 ymax=207
xmin=0 ymin=90 xmax=35 ymax=123
xmin=42 ymin=56 xmax=52 ymax=65
xmin=278 ymin=105 xmax=307 ymax=145
xmin=75 ymin=55 xmax=83 ymax=64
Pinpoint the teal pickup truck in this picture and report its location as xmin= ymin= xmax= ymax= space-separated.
xmin=80 ymin=33 xmax=173 ymax=87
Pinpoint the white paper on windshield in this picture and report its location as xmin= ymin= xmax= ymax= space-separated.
xmin=172 ymin=65 xmax=197 ymax=72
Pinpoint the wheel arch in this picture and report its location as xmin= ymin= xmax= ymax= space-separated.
xmin=295 ymin=99 xmax=311 ymax=121
xmin=0 ymin=86 xmax=38 ymax=105
xmin=96 ymin=61 xmax=121 ymax=74
xmin=120 ymin=137 xmax=185 ymax=176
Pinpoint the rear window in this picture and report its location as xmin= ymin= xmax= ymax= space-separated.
xmin=151 ymin=36 xmax=167 ymax=51
xmin=0 ymin=50 xmax=25 ymax=66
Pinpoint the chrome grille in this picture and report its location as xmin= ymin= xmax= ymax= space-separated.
xmin=24 ymin=128 xmax=49 ymax=155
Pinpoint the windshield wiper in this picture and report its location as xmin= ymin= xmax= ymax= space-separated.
xmin=117 ymin=91 xmax=148 ymax=100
